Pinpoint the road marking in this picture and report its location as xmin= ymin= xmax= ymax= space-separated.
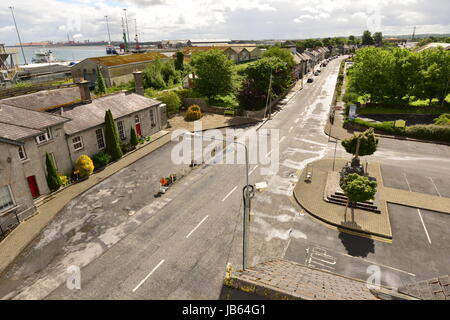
xmin=294 ymin=118 xmax=300 ymax=124
xmin=132 ymin=259 xmax=165 ymax=293
xmin=222 ymin=186 xmax=238 ymax=202
xmin=266 ymin=150 xmax=273 ymax=157
xmin=186 ymin=215 xmax=209 ymax=239
xmin=403 ymin=173 xmax=412 ymax=192
xmin=342 ymin=254 xmax=416 ymax=276
xmin=249 ymin=165 xmax=258 ymax=175
xmin=429 ymin=177 xmax=441 ymax=197
xmin=289 ymin=126 xmax=293 ymax=133
xmin=279 ymin=136 xmax=286 ymax=143
xmin=417 ymin=208 xmax=432 ymax=244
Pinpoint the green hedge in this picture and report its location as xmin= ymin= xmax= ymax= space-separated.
xmin=346 ymin=118 xmax=450 ymax=142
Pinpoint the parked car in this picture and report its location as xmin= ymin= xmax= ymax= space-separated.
xmin=317 ymin=68 xmax=321 ymax=73
xmin=314 ymin=71 xmax=319 ymax=76
xmin=307 ymin=77 xmax=314 ymax=83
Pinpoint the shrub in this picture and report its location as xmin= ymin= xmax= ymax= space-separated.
xmin=92 ymin=151 xmax=111 ymax=169
xmin=209 ymin=94 xmax=239 ymax=109
xmin=104 ymin=109 xmax=123 ymax=161
xmin=58 ymin=174 xmax=69 ymax=187
xmin=156 ymin=91 xmax=182 ymax=115
xmin=405 ymin=125 xmax=450 ymax=142
xmin=75 ymin=155 xmax=94 ymax=177
xmin=45 ymin=152 xmax=61 ymax=192
xmin=434 ymin=113 xmax=450 ymax=125
xmin=185 ymin=104 xmax=202 ymax=121
xmin=121 ymin=143 xmax=131 ymax=154
xmin=130 ymin=127 xmax=139 ymax=147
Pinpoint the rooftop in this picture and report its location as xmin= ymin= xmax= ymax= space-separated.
xmin=0 ymin=103 xmax=70 ymax=141
xmin=83 ymin=52 xmax=168 ymax=67
xmin=58 ymin=91 xmax=161 ymax=135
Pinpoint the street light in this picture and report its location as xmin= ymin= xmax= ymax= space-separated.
xmin=184 ymin=132 xmax=255 ymax=270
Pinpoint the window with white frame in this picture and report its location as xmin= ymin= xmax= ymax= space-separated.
xmin=0 ymin=185 xmax=15 ymax=212
xmin=95 ymin=128 xmax=105 ymax=149
xmin=72 ymin=136 xmax=84 ymax=151
xmin=134 ymin=114 xmax=140 ymax=124
xmin=150 ymin=109 xmax=156 ymax=127
xmin=35 ymin=128 xmax=53 ymax=144
xmin=18 ymin=145 xmax=27 ymax=161
xmin=117 ymin=120 xmax=126 ymax=140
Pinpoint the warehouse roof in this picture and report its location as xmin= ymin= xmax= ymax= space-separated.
xmin=83 ymin=52 xmax=168 ymax=67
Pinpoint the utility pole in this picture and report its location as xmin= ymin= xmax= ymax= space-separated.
xmin=121 ymin=17 xmax=128 ymax=52
xmin=123 ymin=9 xmax=131 ymax=48
xmin=105 ymin=16 xmax=112 ymax=44
xmin=264 ymin=70 xmax=273 ymax=119
xmin=9 ymin=6 xmax=27 ymax=65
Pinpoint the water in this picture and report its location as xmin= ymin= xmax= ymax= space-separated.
xmin=11 ymin=46 xmax=107 ymax=65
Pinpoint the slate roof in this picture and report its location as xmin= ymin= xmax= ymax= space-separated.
xmin=1 ymin=86 xmax=82 ymax=112
xmin=59 ymin=91 xmax=161 ymax=135
xmin=0 ymin=103 xmax=70 ymax=141
xmin=85 ymin=52 xmax=168 ymax=67
xmin=226 ymin=259 xmax=378 ymax=300
xmin=398 ymin=275 xmax=450 ymax=300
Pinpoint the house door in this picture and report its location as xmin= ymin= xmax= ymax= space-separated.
xmin=27 ymin=176 xmax=40 ymax=199
xmin=134 ymin=115 xmax=142 ymax=136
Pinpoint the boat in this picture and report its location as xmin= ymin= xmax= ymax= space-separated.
xmin=106 ymin=44 xmax=117 ymax=55
xmin=31 ymin=49 xmax=58 ymax=63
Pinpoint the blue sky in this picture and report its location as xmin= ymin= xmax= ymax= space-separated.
xmin=1 ymin=0 xmax=449 ymax=45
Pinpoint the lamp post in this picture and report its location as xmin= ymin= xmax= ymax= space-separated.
xmin=9 ymin=6 xmax=27 ymax=65
xmin=184 ymin=132 xmax=254 ymax=270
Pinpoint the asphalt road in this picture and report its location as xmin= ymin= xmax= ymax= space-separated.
xmin=1 ymin=55 xmax=450 ymax=299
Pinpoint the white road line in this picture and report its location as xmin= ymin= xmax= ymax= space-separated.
xmin=249 ymin=165 xmax=258 ymax=175
xmin=132 ymin=259 xmax=165 ymax=293
xmin=186 ymin=215 xmax=209 ymax=239
xmin=279 ymin=136 xmax=286 ymax=143
xmin=403 ymin=173 xmax=412 ymax=192
xmin=266 ymin=150 xmax=273 ymax=157
xmin=417 ymin=209 xmax=432 ymax=244
xmin=289 ymin=126 xmax=293 ymax=133
xmin=429 ymin=177 xmax=441 ymax=197
xmin=294 ymin=118 xmax=300 ymax=124
xmin=222 ymin=186 xmax=238 ymax=202
xmin=342 ymin=254 xmax=416 ymax=276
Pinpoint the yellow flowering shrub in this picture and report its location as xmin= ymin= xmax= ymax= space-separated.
xmin=75 ymin=155 xmax=94 ymax=177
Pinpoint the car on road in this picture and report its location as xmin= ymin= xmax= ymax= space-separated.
xmin=314 ymin=71 xmax=319 ymax=76
xmin=307 ymin=77 xmax=314 ymax=83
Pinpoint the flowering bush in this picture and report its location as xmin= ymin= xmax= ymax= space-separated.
xmin=185 ymin=104 xmax=202 ymax=121
xmin=75 ymin=155 xmax=94 ymax=177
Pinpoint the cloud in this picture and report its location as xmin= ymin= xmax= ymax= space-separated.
xmin=0 ymin=0 xmax=449 ymax=44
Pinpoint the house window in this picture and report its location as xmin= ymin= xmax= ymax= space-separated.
xmin=134 ymin=115 xmax=140 ymax=124
xmin=18 ymin=145 xmax=27 ymax=161
xmin=117 ymin=120 xmax=126 ymax=140
xmin=35 ymin=128 xmax=52 ymax=144
xmin=72 ymin=136 xmax=84 ymax=151
xmin=95 ymin=128 xmax=105 ymax=149
xmin=0 ymin=185 xmax=15 ymax=212
xmin=150 ymin=109 xmax=156 ymax=127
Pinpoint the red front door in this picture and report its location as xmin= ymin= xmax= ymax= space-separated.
xmin=27 ymin=176 xmax=40 ymax=199
xmin=135 ymin=123 xmax=142 ymax=136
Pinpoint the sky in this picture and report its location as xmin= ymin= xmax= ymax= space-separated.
xmin=1 ymin=0 xmax=449 ymax=45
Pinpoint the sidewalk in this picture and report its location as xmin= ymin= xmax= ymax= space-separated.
xmin=0 ymin=131 xmax=172 ymax=275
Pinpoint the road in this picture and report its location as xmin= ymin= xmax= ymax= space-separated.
xmin=1 ymin=56 xmax=449 ymax=299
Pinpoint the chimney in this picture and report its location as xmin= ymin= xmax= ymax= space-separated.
xmin=133 ymin=71 xmax=144 ymax=96
xmin=76 ymin=80 xmax=91 ymax=103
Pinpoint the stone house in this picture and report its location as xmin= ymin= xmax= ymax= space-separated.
xmin=71 ymin=52 xmax=169 ymax=89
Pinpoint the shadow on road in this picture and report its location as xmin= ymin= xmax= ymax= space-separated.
xmin=338 ymin=231 xmax=375 ymax=258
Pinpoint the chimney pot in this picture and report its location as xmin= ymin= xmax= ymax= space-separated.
xmin=133 ymin=71 xmax=144 ymax=96
xmin=76 ymin=80 xmax=92 ymax=103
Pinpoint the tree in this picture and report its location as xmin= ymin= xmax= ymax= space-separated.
xmin=262 ymin=46 xmax=295 ymax=70
xmin=341 ymin=128 xmax=378 ymax=165
xmin=341 ymin=173 xmax=377 ymax=217
xmin=190 ymin=49 xmax=236 ymax=98
xmin=96 ymin=66 xmax=106 ymax=94
xmin=361 ymin=30 xmax=374 ymax=45
xmin=45 ymin=152 xmax=61 ymax=191
xmin=373 ymin=32 xmax=383 ymax=46
xmin=130 ymin=127 xmax=138 ymax=147
xmin=348 ymin=35 xmax=356 ymax=45
xmin=156 ymin=91 xmax=182 ymax=114
xmin=104 ymin=109 xmax=123 ymax=161
xmin=75 ymin=155 xmax=94 ymax=177
xmin=174 ymin=51 xmax=184 ymax=70
xmin=160 ymin=59 xmax=179 ymax=87
xmin=143 ymin=59 xmax=166 ymax=89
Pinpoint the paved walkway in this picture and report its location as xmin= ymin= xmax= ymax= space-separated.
xmin=168 ymin=113 xmax=261 ymax=132
xmin=293 ymin=158 xmax=393 ymax=239
xmin=0 ymin=131 xmax=172 ymax=275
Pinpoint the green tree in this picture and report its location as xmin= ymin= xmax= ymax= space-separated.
xmin=160 ymin=60 xmax=179 ymax=87
xmin=156 ymin=91 xmax=182 ymax=114
xmin=348 ymin=35 xmax=356 ymax=45
xmin=45 ymin=152 xmax=61 ymax=192
xmin=373 ymin=32 xmax=383 ymax=46
xmin=361 ymin=30 xmax=374 ymax=45
xmin=96 ymin=66 xmax=106 ymax=94
xmin=104 ymin=109 xmax=123 ymax=161
xmin=143 ymin=59 xmax=166 ymax=89
xmin=174 ymin=51 xmax=184 ymax=70
xmin=341 ymin=128 xmax=378 ymax=165
xmin=341 ymin=173 xmax=377 ymax=217
xmin=262 ymin=46 xmax=295 ymax=70
xmin=190 ymin=49 xmax=236 ymax=98
xmin=130 ymin=127 xmax=138 ymax=147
